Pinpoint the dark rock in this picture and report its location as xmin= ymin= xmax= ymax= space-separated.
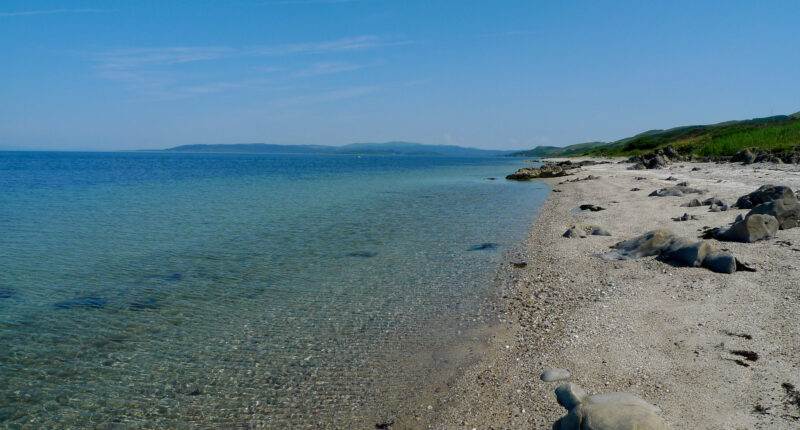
xmin=682 ymin=198 xmax=703 ymax=207
xmin=348 ymin=251 xmax=378 ymax=258
xmin=673 ymin=213 xmax=699 ymax=222
xmin=129 ymin=297 xmax=160 ymax=311
xmin=511 ymin=262 xmax=528 ymax=268
xmin=713 ymin=214 xmax=779 ymax=243
xmin=0 ymin=288 xmax=16 ymax=299
xmin=746 ymin=197 xmax=800 ymax=229
xmin=735 ymin=185 xmax=796 ymax=209
xmin=563 ymin=227 xmax=587 ymax=238
xmin=677 ymin=181 xmax=690 ymax=187
xmin=506 ymin=164 xmax=570 ymax=180
xmin=665 ymin=176 xmax=679 ymax=181
xmin=468 ymin=243 xmax=498 ymax=251
xmin=486 ymin=177 xmax=496 ymax=180
xmin=731 ymin=148 xmax=756 ymax=165
xmin=54 ymin=296 xmax=108 ymax=310
xmin=691 ymin=167 xmax=702 ymax=171
xmin=579 ymin=204 xmax=605 ymax=212
xmin=630 ymin=188 xmax=641 ymax=191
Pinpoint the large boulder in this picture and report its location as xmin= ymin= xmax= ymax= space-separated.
xmin=731 ymin=148 xmax=756 ymax=164
xmin=648 ymin=186 xmax=706 ymax=197
xmin=735 ymin=185 xmax=796 ymax=209
xmin=553 ymin=383 xmax=671 ymax=430
xmin=506 ymin=164 xmax=569 ymax=180
xmin=746 ymin=196 xmax=800 ymax=230
xmin=713 ymin=214 xmax=779 ymax=243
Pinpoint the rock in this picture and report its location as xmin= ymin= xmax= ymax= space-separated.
xmin=579 ymin=204 xmax=605 ymax=212
xmin=541 ymin=368 xmax=572 ymax=382
xmin=468 ymin=243 xmax=499 ymax=251
xmin=731 ymin=148 xmax=756 ymax=164
xmin=691 ymin=167 xmax=702 ymax=171
xmin=663 ymin=145 xmax=681 ymax=160
xmin=746 ymin=197 xmax=800 ymax=229
xmin=672 ymin=213 xmax=699 ymax=222
xmin=0 ymin=288 xmax=16 ymax=299
xmin=665 ymin=176 xmax=678 ymax=181
xmin=681 ymin=198 xmax=703 ymax=207
xmin=630 ymin=188 xmax=641 ymax=191
xmin=553 ymin=383 xmax=670 ymax=430
xmin=676 ymin=181 xmax=690 ymax=187
xmin=714 ymin=214 xmax=779 ymax=243
xmin=53 ymin=296 xmax=108 ymax=310
xmin=348 ymin=251 xmax=378 ymax=258
xmin=506 ymin=164 xmax=571 ymax=180
xmin=735 ymin=185 xmax=796 ymax=209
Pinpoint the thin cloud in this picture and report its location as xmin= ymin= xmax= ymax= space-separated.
xmin=98 ymin=47 xmax=234 ymax=70
xmin=273 ymin=85 xmax=378 ymax=107
xmin=294 ymin=61 xmax=364 ymax=77
xmin=95 ymin=36 xmax=410 ymax=70
xmin=0 ymin=9 xmax=110 ymax=17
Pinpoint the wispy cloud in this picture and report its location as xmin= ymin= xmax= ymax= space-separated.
xmin=266 ymin=0 xmax=365 ymax=5
xmin=294 ymin=61 xmax=364 ymax=77
xmin=273 ymin=85 xmax=378 ymax=106
xmin=98 ymin=47 xmax=234 ymax=70
xmin=95 ymin=36 xmax=409 ymax=70
xmin=0 ymin=9 xmax=109 ymax=17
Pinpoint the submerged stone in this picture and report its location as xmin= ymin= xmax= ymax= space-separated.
xmin=129 ymin=297 xmax=160 ymax=311
xmin=0 ymin=288 xmax=16 ymax=299
xmin=468 ymin=243 xmax=499 ymax=251
xmin=347 ymin=251 xmax=378 ymax=258
xmin=53 ymin=296 xmax=108 ymax=310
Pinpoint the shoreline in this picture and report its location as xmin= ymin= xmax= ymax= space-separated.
xmin=428 ymin=158 xmax=800 ymax=429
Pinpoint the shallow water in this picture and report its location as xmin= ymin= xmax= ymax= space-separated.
xmin=0 ymin=152 xmax=547 ymax=428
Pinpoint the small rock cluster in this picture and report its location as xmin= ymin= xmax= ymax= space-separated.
xmin=628 ymin=146 xmax=684 ymax=170
xmin=704 ymin=184 xmax=800 ymax=242
xmin=731 ymin=147 xmax=800 ymax=165
xmin=506 ymin=160 xmax=604 ymax=180
xmin=563 ymin=224 xmax=612 ymax=238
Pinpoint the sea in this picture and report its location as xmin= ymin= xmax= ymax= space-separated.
xmin=0 ymin=151 xmax=548 ymax=428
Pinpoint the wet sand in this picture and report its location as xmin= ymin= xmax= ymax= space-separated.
xmin=425 ymin=159 xmax=800 ymax=429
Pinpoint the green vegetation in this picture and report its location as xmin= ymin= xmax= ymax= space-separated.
xmin=510 ymin=111 xmax=800 ymax=158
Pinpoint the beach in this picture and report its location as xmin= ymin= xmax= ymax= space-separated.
xmin=427 ymin=159 xmax=800 ymax=429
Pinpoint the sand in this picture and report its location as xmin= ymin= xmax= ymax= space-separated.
xmin=422 ymin=159 xmax=800 ymax=429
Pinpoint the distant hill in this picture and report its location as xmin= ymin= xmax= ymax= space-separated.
xmin=509 ymin=111 xmax=800 ymax=158
xmin=162 ymin=141 xmax=514 ymax=157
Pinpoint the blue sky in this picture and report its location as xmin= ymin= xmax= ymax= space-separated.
xmin=1 ymin=1 xmax=799 ymax=150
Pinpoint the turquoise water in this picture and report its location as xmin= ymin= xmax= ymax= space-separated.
xmin=0 ymin=152 xmax=547 ymax=428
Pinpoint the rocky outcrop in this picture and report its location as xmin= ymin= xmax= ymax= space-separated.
xmin=681 ymin=198 xmax=703 ymax=207
xmin=506 ymin=164 xmax=570 ymax=180
xmin=552 ymin=383 xmax=671 ymax=430
xmin=746 ymin=197 xmax=800 ymax=230
xmin=628 ymin=145 xmax=683 ymax=170
xmin=731 ymin=148 xmax=756 ymax=164
xmin=604 ymin=229 xmax=742 ymax=273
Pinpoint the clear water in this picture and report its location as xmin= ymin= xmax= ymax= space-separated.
xmin=0 ymin=152 xmax=547 ymax=428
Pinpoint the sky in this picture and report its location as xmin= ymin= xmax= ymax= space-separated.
xmin=1 ymin=1 xmax=799 ymax=151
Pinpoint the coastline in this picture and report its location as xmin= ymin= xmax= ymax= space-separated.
xmin=428 ymin=158 xmax=800 ymax=429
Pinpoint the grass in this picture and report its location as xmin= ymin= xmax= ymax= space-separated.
xmin=695 ymin=120 xmax=800 ymax=156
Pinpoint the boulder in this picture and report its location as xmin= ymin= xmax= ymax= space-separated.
xmin=563 ymin=227 xmax=588 ymax=238
xmin=659 ymin=238 xmax=713 ymax=267
xmin=579 ymin=204 xmax=605 ymax=212
xmin=681 ymin=198 xmax=703 ymax=207
xmin=731 ymin=148 xmax=756 ymax=164
xmin=506 ymin=164 xmax=570 ymax=180
xmin=608 ymin=230 xmax=677 ymax=259
xmin=553 ymin=383 xmax=670 ymax=430
xmin=735 ymin=185 xmax=796 ymax=209
xmin=746 ymin=197 xmax=800 ymax=229
xmin=713 ymin=214 xmax=779 ymax=243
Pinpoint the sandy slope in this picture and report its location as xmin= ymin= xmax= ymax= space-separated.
xmin=428 ymin=159 xmax=800 ymax=429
